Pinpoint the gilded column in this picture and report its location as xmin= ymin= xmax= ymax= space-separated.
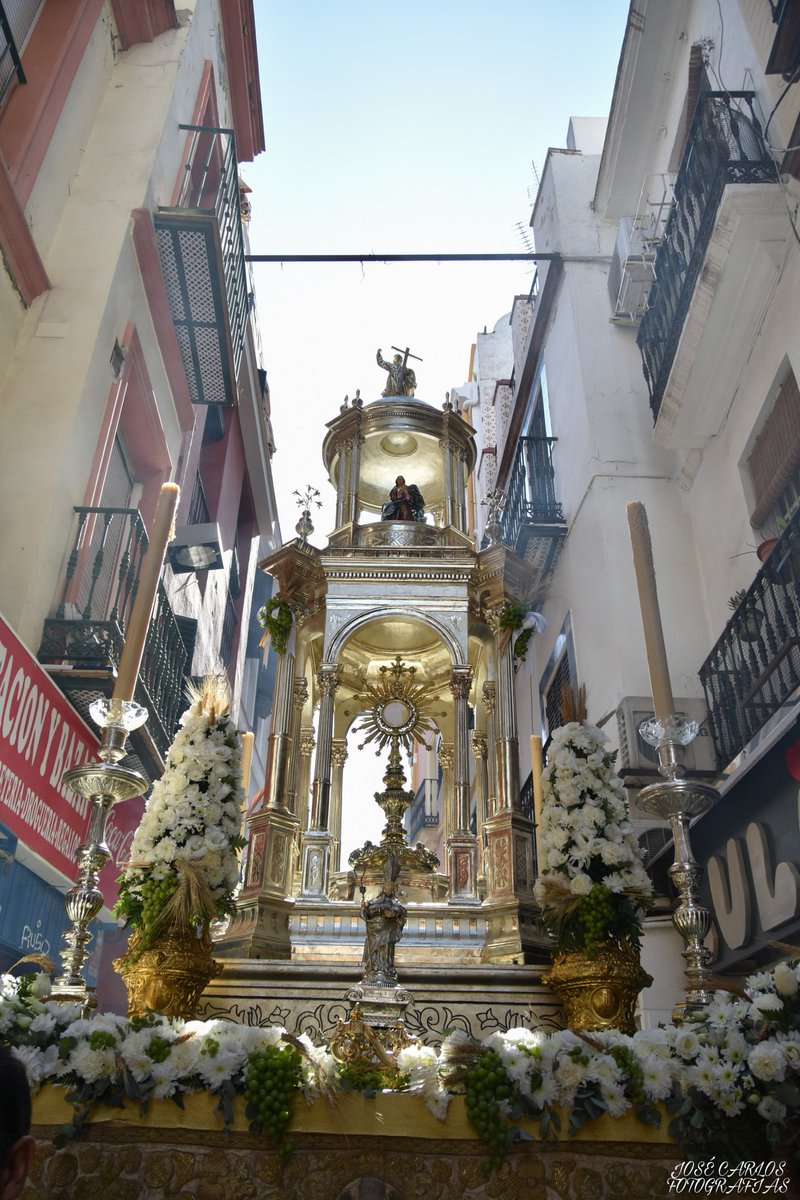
xmin=447 ymin=666 xmax=479 ymax=903
xmin=455 ymin=448 xmax=468 ymax=533
xmin=450 ymin=667 xmax=473 ymax=833
xmin=292 ymin=726 xmax=315 ymax=895
xmin=494 ymin=618 xmax=521 ymax=812
xmin=296 ymin=728 xmax=315 ymax=831
xmin=285 ymin=676 xmax=309 ymax=817
xmin=329 ymin=738 xmax=348 ymax=874
xmin=481 ymin=611 xmax=537 ymax=956
xmin=335 ymin=441 xmax=350 ymax=527
xmin=344 ymin=435 xmax=365 ymax=525
xmin=440 ymin=435 xmax=455 ymax=527
xmin=310 ymin=665 xmax=340 ymax=830
xmin=438 ymin=742 xmax=454 ymax=846
xmin=472 ymin=731 xmax=489 ymax=879
xmin=263 ymin=646 xmax=295 ymax=811
xmin=230 ymin=644 xmax=300 ymax=957
xmin=482 ymin=682 xmax=499 ymax=815
xmin=301 ymin=664 xmax=340 ymax=897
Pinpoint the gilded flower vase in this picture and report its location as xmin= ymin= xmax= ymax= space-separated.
xmin=115 ymin=923 xmax=219 ymax=1020
xmin=542 ymin=939 xmax=653 ymax=1036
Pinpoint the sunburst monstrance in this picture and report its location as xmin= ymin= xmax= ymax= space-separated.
xmin=349 ymin=657 xmax=443 ymax=875
xmin=351 ymin=656 xmax=443 ymax=755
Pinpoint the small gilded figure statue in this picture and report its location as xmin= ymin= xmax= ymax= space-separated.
xmin=382 ymin=475 xmax=425 ymax=522
xmin=360 ymin=855 xmax=406 ymax=988
xmin=376 ymin=348 xmax=416 ymax=397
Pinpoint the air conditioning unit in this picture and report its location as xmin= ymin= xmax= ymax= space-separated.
xmin=608 ymin=217 xmax=656 ymax=323
xmin=615 ymin=696 xmax=717 ymax=785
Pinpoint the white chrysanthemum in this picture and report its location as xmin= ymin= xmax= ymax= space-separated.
xmin=749 ymin=993 xmax=784 ymax=1018
xmin=530 ymin=1074 xmax=559 ymax=1108
xmin=673 ymin=1029 xmax=701 ymax=1060
xmin=553 ymin=1054 xmax=586 ymax=1093
xmin=633 ymin=1028 xmax=672 ymax=1060
xmin=773 ymin=962 xmax=799 ymax=998
xmin=757 ymin=1095 xmax=787 ymax=1123
xmin=67 ymin=1043 xmax=116 ymax=1084
xmin=586 ymin=1055 xmax=621 ymax=1086
xmin=11 ymin=1043 xmax=59 ymax=1089
xmin=28 ymin=1011 xmax=58 ymax=1037
xmin=746 ymin=970 xmax=777 ymax=995
xmin=639 ymin=1053 xmax=673 ymax=1101
xmin=198 ymin=1047 xmax=244 ymax=1089
xmin=747 ymin=1042 xmax=786 ymax=1082
xmin=779 ymin=1037 xmax=800 ymax=1070
xmin=601 ymin=1081 xmax=630 ymax=1117
xmin=569 ymin=872 xmax=593 ymax=896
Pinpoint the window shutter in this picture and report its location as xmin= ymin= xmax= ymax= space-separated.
xmin=749 ymin=369 xmax=800 ymax=528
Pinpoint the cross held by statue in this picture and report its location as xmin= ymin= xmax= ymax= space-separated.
xmin=391 ymin=345 xmax=423 ymax=375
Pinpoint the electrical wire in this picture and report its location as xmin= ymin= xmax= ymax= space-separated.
xmin=764 ymin=61 xmax=800 ymax=143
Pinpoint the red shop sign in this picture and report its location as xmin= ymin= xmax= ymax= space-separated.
xmin=0 ymin=613 xmax=99 ymax=880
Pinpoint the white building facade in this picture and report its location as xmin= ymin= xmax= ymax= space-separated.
xmin=468 ymin=0 xmax=800 ymax=1000
xmin=0 ymin=0 xmax=280 ymax=995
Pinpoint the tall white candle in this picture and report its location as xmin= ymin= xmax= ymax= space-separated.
xmin=626 ymin=501 xmax=675 ymax=723
xmin=113 ymin=483 xmax=180 ymax=703
xmin=530 ymin=734 xmax=545 ymax=868
xmin=240 ymin=731 xmax=254 ymax=799
xmin=530 ymin=735 xmax=544 ymax=830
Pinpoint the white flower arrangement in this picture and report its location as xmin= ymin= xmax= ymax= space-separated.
xmin=114 ymin=677 xmax=245 ymax=947
xmin=533 ymin=722 xmax=652 ymax=954
xmin=1 ymin=960 xmax=799 ymax=1163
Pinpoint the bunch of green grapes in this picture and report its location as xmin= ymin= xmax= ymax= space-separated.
xmin=576 ymin=884 xmax=615 ymax=953
xmin=244 ymin=1043 xmax=303 ymax=1161
xmin=609 ymin=1044 xmax=645 ymax=1105
xmin=138 ymin=871 xmax=179 ymax=948
xmin=464 ymin=1049 xmax=513 ymax=1173
xmin=339 ymin=1064 xmax=386 ymax=1094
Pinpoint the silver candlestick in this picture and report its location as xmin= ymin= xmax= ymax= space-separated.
xmin=637 ymin=715 xmax=719 ymax=1015
xmin=50 ymin=696 xmax=148 ymax=1012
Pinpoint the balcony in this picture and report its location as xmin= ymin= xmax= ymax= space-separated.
xmin=501 ymin=436 xmax=567 ymax=579
xmin=155 ymin=125 xmax=248 ymax=407
xmin=519 ymin=771 xmax=539 ymax=877
xmin=406 ymin=781 xmax=439 ymax=844
xmin=636 ymin=93 xmax=779 ymax=440
xmin=38 ymin=507 xmax=191 ymax=775
xmin=699 ymin=508 xmax=800 ymax=766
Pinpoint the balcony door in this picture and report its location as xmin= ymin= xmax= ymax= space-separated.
xmin=74 ymin=435 xmax=137 ymax=622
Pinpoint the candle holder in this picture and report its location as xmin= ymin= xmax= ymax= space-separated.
xmin=637 ymin=715 xmax=719 ymax=1015
xmin=50 ymin=697 xmax=148 ymax=1011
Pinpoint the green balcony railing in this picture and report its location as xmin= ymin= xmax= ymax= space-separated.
xmin=699 ymin=507 xmax=800 ymax=766
xmin=38 ymin=506 xmax=189 ymax=769
xmin=637 ymin=93 xmax=777 ymax=422
xmin=155 ymin=124 xmax=249 ymax=406
xmin=500 ymin=436 xmax=567 ymax=580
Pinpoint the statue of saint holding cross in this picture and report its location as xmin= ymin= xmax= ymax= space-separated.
xmin=376 ymin=345 xmax=421 ymax=397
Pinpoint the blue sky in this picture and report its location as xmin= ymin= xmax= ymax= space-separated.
xmin=248 ymin=0 xmax=631 ymax=538
xmin=247 ymin=1 xmax=631 ymax=851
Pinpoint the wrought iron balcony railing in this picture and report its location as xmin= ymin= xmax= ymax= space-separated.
xmin=406 ymin=781 xmax=439 ymax=843
xmin=155 ymin=124 xmax=248 ymax=407
xmin=38 ymin=506 xmax=189 ymax=769
xmin=0 ymin=0 xmax=43 ymax=104
xmin=699 ymin=508 xmax=800 ymax=766
xmin=519 ymin=772 xmax=539 ymax=877
xmin=637 ymin=93 xmax=778 ymax=422
xmin=501 ymin=436 xmax=567 ymax=578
